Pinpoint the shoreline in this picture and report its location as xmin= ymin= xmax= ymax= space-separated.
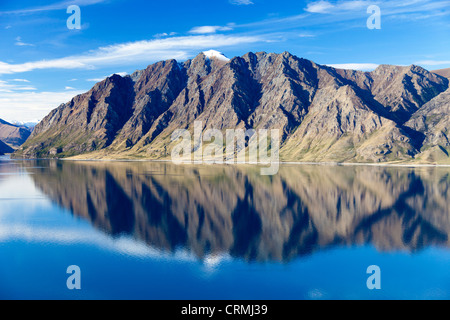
xmin=7 ymin=154 xmax=450 ymax=168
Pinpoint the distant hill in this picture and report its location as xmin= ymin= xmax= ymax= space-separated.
xmin=11 ymin=120 xmax=39 ymax=130
xmin=432 ymin=68 xmax=450 ymax=79
xmin=0 ymin=119 xmax=32 ymax=148
xmin=13 ymin=51 xmax=450 ymax=163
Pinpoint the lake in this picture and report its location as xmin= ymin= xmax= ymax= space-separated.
xmin=0 ymin=156 xmax=449 ymax=299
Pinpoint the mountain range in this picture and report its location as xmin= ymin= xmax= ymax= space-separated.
xmin=12 ymin=51 xmax=450 ymax=164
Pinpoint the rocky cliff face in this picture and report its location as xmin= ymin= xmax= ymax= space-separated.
xmin=14 ymin=52 xmax=450 ymax=163
xmin=405 ymin=87 xmax=450 ymax=163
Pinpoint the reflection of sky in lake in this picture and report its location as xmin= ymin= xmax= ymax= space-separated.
xmin=0 ymin=159 xmax=449 ymax=300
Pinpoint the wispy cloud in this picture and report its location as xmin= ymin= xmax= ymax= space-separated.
xmin=189 ymin=25 xmax=234 ymax=34
xmin=0 ymin=89 xmax=84 ymax=121
xmin=154 ymin=32 xmax=178 ymax=38
xmin=11 ymin=79 xmax=30 ymax=83
xmin=304 ymin=0 xmax=450 ymax=19
xmin=414 ymin=60 xmax=450 ymax=67
xmin=15 ymin=36 xmax=34 ymax=47
xmin=0 ymin=0 xmax=108 ymax=15
xmin=305 ymin=0 xmax=337 ymax=13
xmin=86 ymin=78 xmax=106 ymax=82
xmin=229 ymin=0 xmax=254 ymax=5
xmin=326 ymin=63 xmax=379 ymax=71
xmin=226 ymin=0 xmax=449 ymax=35
xmin=0 ymin=80 xmax=36 ymax=93
xmin=298 ymin=33 xmax=316 ymax=38
xmin=87 ymin=72 xmax=128 ymax=82
xmin=0 ymin=35 xmax=264 ymax=75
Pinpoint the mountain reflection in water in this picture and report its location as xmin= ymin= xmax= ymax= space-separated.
xmin=27 ymin=160 xmax=450 ymax=262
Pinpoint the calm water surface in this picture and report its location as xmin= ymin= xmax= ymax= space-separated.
xmin=0 ymin=156 xmax=449 ymax=299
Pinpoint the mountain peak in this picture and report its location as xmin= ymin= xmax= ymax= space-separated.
xmin=372 ymin=64 xmax=403 ymax=72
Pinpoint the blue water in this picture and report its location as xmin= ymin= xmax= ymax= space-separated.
xmin=0 ymin=157 xmax=449 ymax=299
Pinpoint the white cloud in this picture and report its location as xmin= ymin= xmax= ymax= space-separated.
xmin=305 ymin=1 xmax=336 ymax=13
xmin=299 ymin=33 xmax=316 ymax=38
xmin=229 ymin=0 xmax=254 ymax=5
xmin=86 ymin=78 xmax=106 ymax=82
xmin=305 ymin=0 xmax=370 ymax=13
xmin=414 ymin=60 xmax=450 ymax=66
xmin=87 ymin=72 xmax=128 ymax=82
xmin=0 ymin=80 xmax=36 ymax=93
xmin=304 ymin=0 xmax=450 ymax=18
xmin=231 ymin=0 xmax=449 ymax=34
xmin=0 ymin=0 xmax=108 ymax=15
xmin=189 ymin=25 xmax=233 ymax=34
xmin=11 ymin=79 xmax=30 ymax=82
xmin=0 ymin=90 xmax=84 ymax=121
xmin=326 ymin=63 xmax=379 ymax=71
xmin=13 ymin=86 xmax=37 ymax=91
xmin=65 ymin=86 xmax=75 ymax=90
xmin=339 ymin=0 xmax=371 ymax=11
xmin=304 ymin=0 xmax=373 ymax=14
xmin=15 ymin=36 xmax=34 ymax=47
xmin=154 ymin=32 xmax=177 ymax=38
xmin=0 ymin=35 xmax=263 ymax=75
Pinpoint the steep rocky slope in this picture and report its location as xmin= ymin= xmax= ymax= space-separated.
xmin=14 ymin=52 xmax=450 ymax=163
xmin=405 ymin=87 xmax=450 ymax=163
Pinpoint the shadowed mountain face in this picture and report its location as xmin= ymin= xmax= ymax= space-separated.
xmin=14 ymin=52 xmax=449 ymax=163
xmin=0 ymin=139 xmax=14 ymax=155
xmin=27 ymin=161 xmax=450 ymax=262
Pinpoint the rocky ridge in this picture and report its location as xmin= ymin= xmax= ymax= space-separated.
xmin=14 ymin=52 xmax=450 ymax=163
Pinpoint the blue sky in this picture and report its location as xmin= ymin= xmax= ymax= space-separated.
xmin=0 ymin=0 xmax=449 ymax=122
